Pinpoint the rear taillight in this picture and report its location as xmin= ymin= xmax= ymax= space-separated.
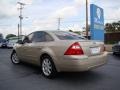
xmin=64 ymin=42 xmax=84 ymax=55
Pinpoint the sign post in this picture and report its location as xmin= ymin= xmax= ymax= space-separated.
xmin=90 ymin=4 xmax=104 ymax=41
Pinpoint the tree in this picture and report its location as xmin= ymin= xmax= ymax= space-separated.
xmin=6 ymin=34 xmax=16 ymax=39
xmin=69 ymin=30 xmax=81 ymax=35
xmin=69 ymin=30 xmax=73 ymax=32
xmin=82 ymin=25 xmax=90 ymax=31
xmin=105 ymin=21 xmax=120 ymax=33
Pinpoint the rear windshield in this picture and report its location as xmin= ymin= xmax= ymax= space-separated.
xmin=53 ymin=31 xmax=81 ymax=40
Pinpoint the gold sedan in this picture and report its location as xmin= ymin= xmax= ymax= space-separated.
xmin=11 ymin=31 xmax=108 ymax=78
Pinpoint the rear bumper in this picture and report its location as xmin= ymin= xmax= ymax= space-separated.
xmin=112 ymin=46 xmax=120 ymax=53
xmin=113 ymin=49 xmax=120 ymax=54
xmin=7 ymin=44 xmax=13 ymax=48
xmin=1 ymin=44 xmax=7 ymax=48
xmin=57 ymin=52 xmax=108 ymax=72
xmin=113 ymin=51 xmax=120 ymax=54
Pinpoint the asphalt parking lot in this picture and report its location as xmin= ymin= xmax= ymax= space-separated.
xmin=0 ymin=49 xmax=120 ymax=90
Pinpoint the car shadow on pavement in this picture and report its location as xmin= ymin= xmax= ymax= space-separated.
xmin=11 ymin=62 xmax=105 ymax=84
xmin=112 ymin=54 xmax=120 ymax=60
xmin=54 ymin=71 xmax=104 ymax=83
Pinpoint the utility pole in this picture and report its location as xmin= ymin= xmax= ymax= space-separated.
xmin=18 ymin=24 xmax=20 ymax=41
xmin=17 ymin=2 xmax=25 ymax=36
xmin=86 ymin=0 xmax=89 ymax=39
xmin=58 ymin=18 xmax=61 ymax=30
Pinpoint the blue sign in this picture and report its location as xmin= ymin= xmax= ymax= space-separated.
xmin=90 ymin=4 xmax=104 ymax=41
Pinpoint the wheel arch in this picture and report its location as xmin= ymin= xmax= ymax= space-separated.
xmin=39 ymin=52 xmax=60 ymax=72
xmin=12 ymin=49 xmax=16 ymax=53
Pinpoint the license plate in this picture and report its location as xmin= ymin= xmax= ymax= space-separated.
xmin=91 ymin=47 xmax=100 ymax=54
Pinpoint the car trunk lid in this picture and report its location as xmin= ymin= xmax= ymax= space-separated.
xmin=77 ymin=40 xmax=104 ymax=57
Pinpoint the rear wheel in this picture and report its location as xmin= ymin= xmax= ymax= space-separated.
xmin=113 ymin=52 xmax=116 ymax=55
xmin=11 ymin=51 xmax=20 ymax=64
xmin=41 ymin=55 xmax=57 ymax=78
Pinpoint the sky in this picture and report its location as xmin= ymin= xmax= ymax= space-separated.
xmin=0 ymin=0 xmax=120 ymax=37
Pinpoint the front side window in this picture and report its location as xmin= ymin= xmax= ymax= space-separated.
xmin=28 ymin=33 xmax=34 ymax=43
xmin=23 ymin=33 xmax=34 ymax=43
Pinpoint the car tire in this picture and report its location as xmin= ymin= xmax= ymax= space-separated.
xmin=11 ymin=51 xmax=20 ymax=64
xmin=41 ymin=55 xmax=57 ymax=79
xmin=113 ymin=52 xmax=116 ymax=55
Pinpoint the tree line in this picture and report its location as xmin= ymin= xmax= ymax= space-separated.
xmin=105 ymin=21 xmax=120 ymax=33
xmin=4 ymin=20 xmax=120 ymax=39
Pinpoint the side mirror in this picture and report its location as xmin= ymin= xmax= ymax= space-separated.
xmin=17 ymin=40 xmax=23 ymax=44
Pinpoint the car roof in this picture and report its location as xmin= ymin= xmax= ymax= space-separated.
xmin=34 ymin=30 xmax=68 ymax=33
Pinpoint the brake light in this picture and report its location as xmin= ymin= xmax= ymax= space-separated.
xmin=64 ymin=42 xmax=84 ymax=55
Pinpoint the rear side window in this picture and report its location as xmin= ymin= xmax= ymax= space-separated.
xmin=33 ymin=32 xmax=54 ymax=42
xmin=45 ymin=33 xmax=54 ymax=41
xmin=33 ymin=32 xmax=45 ymax=42
xmin=54 ymin=31 xmax=80 ymax=40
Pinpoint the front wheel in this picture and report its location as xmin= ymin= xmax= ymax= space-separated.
xmin=41 ymin=55 xmax=57 ymax=78
xmin=11 ymin=51 xmax=20 ymax=64
xmin=113 ymin=52 xmax=117 ymax=55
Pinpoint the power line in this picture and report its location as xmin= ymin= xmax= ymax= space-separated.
xmin=0 ymin=18 xmax=119 ymax=27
